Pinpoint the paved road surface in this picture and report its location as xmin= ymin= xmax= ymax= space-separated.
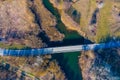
xmin=0 ymin=41 xmax=120 ymax=56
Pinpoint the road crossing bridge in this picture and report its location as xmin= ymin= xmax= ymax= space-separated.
xmin=0 ymin=41 xmax=120 ymax=56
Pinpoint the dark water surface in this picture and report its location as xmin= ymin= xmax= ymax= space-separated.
xmin=42 ymin=0 xmax=84 ymax=80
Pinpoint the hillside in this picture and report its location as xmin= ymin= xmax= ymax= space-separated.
xmin=0 ymin=0 xmax=64 ymax=49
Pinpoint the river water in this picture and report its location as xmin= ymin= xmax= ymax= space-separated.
xmin=42 ymin=0 xmax=83 ymax=80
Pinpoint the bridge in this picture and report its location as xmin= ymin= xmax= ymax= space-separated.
xmin=0 ymin=41 xmax=120 ymax=56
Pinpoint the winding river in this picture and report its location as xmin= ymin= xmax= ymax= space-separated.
xmin=42 ymin=0 xmax=83 ymax=80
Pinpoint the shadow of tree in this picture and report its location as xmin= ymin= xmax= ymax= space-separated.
xmin=93 ymin=36 xmax=120 ymax=77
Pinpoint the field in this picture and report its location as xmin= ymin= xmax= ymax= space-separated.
xmin=72 ymin=0 xmax=96 ymax=31
xmin=72 ymin=0 xmax=120 ymax=42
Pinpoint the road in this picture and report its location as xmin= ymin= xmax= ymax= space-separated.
xmin=0 ymin=41 xmax=120 ymax=56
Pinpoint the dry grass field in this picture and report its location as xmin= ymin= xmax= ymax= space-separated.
xmin=72 ymin=0 xmax=120 ymax=42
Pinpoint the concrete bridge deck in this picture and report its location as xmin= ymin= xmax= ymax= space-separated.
xmin=0 ymin=41 xmax=120 ymax=56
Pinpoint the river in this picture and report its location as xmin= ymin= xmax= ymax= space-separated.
xmin=42 ymin=0 xmax=83 ymax=80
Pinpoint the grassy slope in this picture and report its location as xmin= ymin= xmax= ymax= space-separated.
xmin=72 ymin=0 xmax=96 ymax=30
xmin=71 ymin=0 xmax=118 ymax=43
xmin=0 ymin=43 xmax=29 ymax=49
xmin=95 ymin=0 xmax=113 ymax=43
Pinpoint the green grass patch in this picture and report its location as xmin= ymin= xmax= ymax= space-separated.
xmin=0 ymin=43 xmax=30 ymax=50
